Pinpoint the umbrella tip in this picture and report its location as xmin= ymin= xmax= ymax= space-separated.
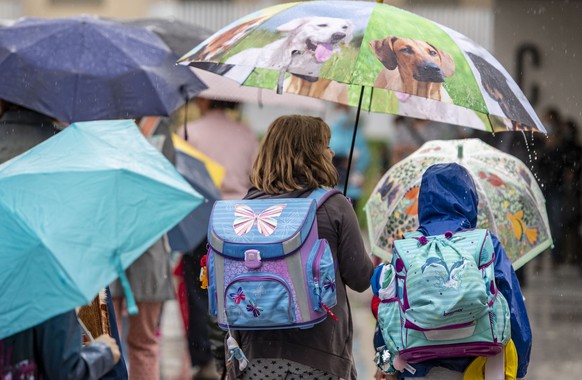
xmin=457 ymin=144 xmax=463 ymax=160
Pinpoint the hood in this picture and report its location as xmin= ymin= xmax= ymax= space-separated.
xmin=417 ymin=163 xmax=478 ymax=236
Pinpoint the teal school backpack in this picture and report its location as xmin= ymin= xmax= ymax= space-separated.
xmin=377 ymin=229 xmax=511 ymax=371
xmin=205 ymin=188 xmax=340 ymax=330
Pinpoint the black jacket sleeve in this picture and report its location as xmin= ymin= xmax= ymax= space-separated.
xmin=35 ymin=311 xmax=116 ymax=380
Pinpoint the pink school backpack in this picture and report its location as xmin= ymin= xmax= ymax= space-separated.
xmin=205 ymin=188 xmax=340 ymax=330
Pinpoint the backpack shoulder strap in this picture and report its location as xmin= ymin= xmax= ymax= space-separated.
xmin=308 ymin=187 xmax=342 ymax=209
xmin=442 ymin=229 xmax=492 ymax=267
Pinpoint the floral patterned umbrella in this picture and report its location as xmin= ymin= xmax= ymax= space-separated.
xmin=178 ymin=1 xmax=545 ymax=134
xmin=364 ymin=138 xmax=552 ymax=269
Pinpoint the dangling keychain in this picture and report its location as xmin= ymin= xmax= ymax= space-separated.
xmin=314 ymin=283 xmax=338 ymax=321
xmin=393 ymin=355 xmax=416 ymax=374
xmin=224 ymin=312 xmax=249 ymax=371
xmin=374 ymin=346 xmax=396 ymax=375
xmin=199 ymin=254 xmax=208 ymax=289
xmin=227 ymin=335 xmax=249 ymax=371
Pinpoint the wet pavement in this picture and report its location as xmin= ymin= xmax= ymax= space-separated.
xmin=159 ymin=251 xmax=582 ymax=380
xmin=521 ymin=253 xmax=582 ymax=378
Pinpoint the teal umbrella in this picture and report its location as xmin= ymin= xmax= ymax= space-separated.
xmin=0 ymin=119 xmax=203 ymax=340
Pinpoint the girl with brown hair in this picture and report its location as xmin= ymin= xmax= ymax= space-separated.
xmin=228 ymin=115 xmax=374 ymax=380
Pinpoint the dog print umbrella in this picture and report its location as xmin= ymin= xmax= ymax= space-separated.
xmin=364 ymin=138 xmax=552 ymax=270
xmin=177 ymin=0 xmax=546 ymax=193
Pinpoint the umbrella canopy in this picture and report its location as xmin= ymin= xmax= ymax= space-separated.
xmin=178 ymin=0 xmax=545 ymax=134
xmin=0 ymin=119 xmax=203 ymax=339
xmin=142 ymin=127 xmax=222 ymax=252
xmin=167 ymin=134 xmax=224 ymax=251
xmin=364 ymin=138 xmax=552 ymax=270
xmin=119 ymin=17 xmax=212 ymax=58
xmin=140 ymin=116 xmax=178 ymax=165
xmin=191 ymin=67 xmax=326 ymax=112
xmin=177 ymin=0 xmax=547 ymax=196
xmin=0 ymin=16 xmax=207 ymax=123
xmin=172 ymin=133 xmax=226 ymax=188
xmin=167 ymin=149 xmax=222 ymax=252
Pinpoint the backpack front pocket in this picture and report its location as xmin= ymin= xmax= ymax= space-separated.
xmin=224 ymin=273 xmax=296 ymax=328
xmin=405 ymin=255 xmax=488 ymax=329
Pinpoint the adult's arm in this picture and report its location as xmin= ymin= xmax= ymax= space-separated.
xmin=35 ymin=310 xmax=116 ymax=380
xmin=491 ymin=233 xmax=532 ymax=378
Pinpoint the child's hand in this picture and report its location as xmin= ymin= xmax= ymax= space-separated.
xmin=374 ymin=369 xmax=396 ymax=379
xmin=95 ymin=334 xmax=120 ymax=364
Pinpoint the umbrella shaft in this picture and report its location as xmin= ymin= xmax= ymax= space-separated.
xmin=343 ymin=86 xmax=365 ymax=196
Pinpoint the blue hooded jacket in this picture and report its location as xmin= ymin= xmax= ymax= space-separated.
xmin=374 ymin=163 xmax=532 ymax=378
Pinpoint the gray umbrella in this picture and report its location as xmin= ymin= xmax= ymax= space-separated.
xmin=119 ymin=17 xmax=212 ymax=58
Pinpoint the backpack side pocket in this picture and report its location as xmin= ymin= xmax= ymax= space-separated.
xmin=492 ymin=292 xmax=511 ymax=345
xmin=307 ymin=239 xmax=337 ymax=312
xmin=207 ymin=249 xmax=217 ymax=317
xmin=378 ymin=298 xmax=404 ymax=356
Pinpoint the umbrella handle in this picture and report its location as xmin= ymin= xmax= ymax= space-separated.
xmin=183 ymin=96 xmax=189 ymax=141
xmin=114 ymin=254 xmax=139 ymax=315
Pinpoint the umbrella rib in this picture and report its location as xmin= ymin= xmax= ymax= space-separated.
xmin=0 ymin=201 xmax=86 ymax=299
xmin=465 ymin=165 xmax=499 ymax=235
xmin=0 ymin=24 xmax=72 ymax=52
xmin=0 ymin=202 xmax=50 ymax=253
xmin=71 ymin=23 xmax=86 ymax=122
xmin=93 ymin=29 xmax=159 ymax=69
xmin=89 ymin=32 xmax=173 ymax=116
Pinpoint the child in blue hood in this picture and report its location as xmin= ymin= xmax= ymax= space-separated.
xmin=371 ymin=163 xmax=532 ymax=379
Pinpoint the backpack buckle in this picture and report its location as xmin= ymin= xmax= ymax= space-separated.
xmin=244 ymin=250 xmax=262 ymax=269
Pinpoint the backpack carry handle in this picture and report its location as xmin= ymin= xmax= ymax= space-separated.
xmin=410 ymin=231 xmax=477 ymax=262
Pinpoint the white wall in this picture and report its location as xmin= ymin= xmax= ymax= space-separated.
xmin=494 ymin=1 xmax=582 ymax=128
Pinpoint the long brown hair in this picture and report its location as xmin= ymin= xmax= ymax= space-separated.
xmin=250 ymin=115 xmax=339 ymax=194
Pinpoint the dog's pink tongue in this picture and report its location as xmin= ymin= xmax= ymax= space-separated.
xmin=315 ymin=43 xmax=334 ymax=63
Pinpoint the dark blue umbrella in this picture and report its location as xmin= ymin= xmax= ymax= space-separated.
xmin=0 ymin=16 xmax=207 ymax=123
xmin=167 ymin=150 xmax=222 ymax=252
